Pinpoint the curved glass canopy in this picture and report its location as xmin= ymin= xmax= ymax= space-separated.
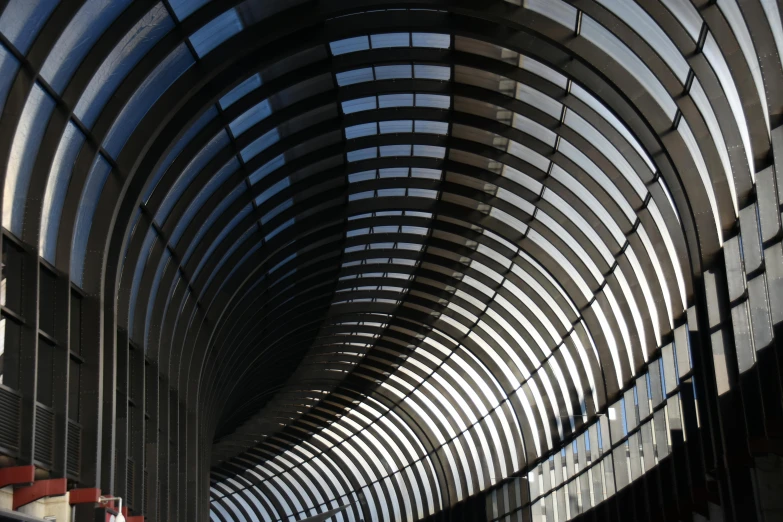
xmin=0 ymin=0 xmax=781 ymax=521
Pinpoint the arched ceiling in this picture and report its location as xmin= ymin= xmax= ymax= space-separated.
xmin=0 ymin=0 xmax=781 ymax=521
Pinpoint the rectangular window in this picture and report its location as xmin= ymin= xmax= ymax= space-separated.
xmin=69 ymin=357 xmax=80 ymax=421
xmin=39 ymin=267 xmax=57 ymax=337
xmin=2 ymin=237 xmax=23 ymax=311
xmin=37 ymin=338 xmax=55 ymax=407
xmin=70 ymin=290 xmax=82 ymax=356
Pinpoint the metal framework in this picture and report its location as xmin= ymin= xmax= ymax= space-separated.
xmin=0 ymin=1 xmax=782 ymax=521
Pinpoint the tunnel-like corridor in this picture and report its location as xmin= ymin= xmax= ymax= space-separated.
xmin=0 ymin=1 xmax=782 ymax=521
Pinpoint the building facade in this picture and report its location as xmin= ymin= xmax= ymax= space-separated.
xmin=0 ymin=0 xmax=782 ymax=521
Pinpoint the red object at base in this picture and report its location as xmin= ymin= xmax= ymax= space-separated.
xmin=69 ymin=487 xmax=102 ymax=505
xmin=0 ymin=465 xmax=35 ymax=489
xmin=13 ymin=478 xmax=67 ymax=509
xmin=126 ymin=517 xmax=144 ymax=522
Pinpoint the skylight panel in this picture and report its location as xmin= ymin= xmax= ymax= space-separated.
xmin=412 ymin=33 xmax=450 ymax=48
xmin=348 ymin=170 xmax=376 ymax=183
xmin=379 ymin=168 xmax=408 ymax=178
xmin=240 ymin=128 xmax=280 ymax=162
xmin=330 ymin=36 xmax=370 ymax=55
xmin=255 ymin=177 xmax=290 ymax=207
xmin=230 ymin=98 xmax=272 ymax=136
xmin=374 ymin=64 xmax=412 ymax=80
xmin=380 ymin=120 xmax=413 ymax=134
xmin=345 ymin=123 xmax=378 ymax=139
xmin=378 ymin=188 xmax=407 ymax=198
xmin=249 ymin=154 xmax=285 ymax=184
xmin=415 ymin=120 xmax=449 ymax=134
xmin=220 ymin=73 xmax=262 ymax=109
xmin=408 ymin=188 xmax=438 ymax=199
xmin=347 ymin=148 xmax=378 ymax=162
xmin=261 ymin=198 xmax=292 ymax=225
xmin=169 ymin=0 xmax=210 ymax=21
xmin=189 ymin=8 xmax=243 ymax=58
xmin=379 ymin=93 xmax=413 ymax=108
xmin=342 ymin=97 xmax=377 ymax=114
xmin=370 ymin=33 xmax=410 ymax=48
xmin=411 ymin=168 xmax=441 ymax=179
xmin=413 ymin=145 xmax=445 ymax=158
xmin=336 ymin=68 xmax=374 ymax=86
xmin=380 ymin=144 xmax=412 ymax=157
xmin=415 ymin=93 xmax=450 ymax=108
xmin=413 ymin=64 xmax=450 ymax=80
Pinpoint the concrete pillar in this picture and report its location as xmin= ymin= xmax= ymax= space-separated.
xmin=17 ymin=492 xmax=71 ymax=521
xmin=754 ymin=454 xmax=783 ymax=522
xmin=0 ymin=486 xmax=13 ymax=510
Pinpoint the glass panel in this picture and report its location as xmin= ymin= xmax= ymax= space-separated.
xmin=40 ymin=0 xmax=134 ymax=93
xmin=249 ymin=154 xmax=285 ymax=184
xmin=345 ymin=122 xmax=377 ymax=139
xmin=379 ymin=120 xmax=412 ymax=134
xmin=74 ymin=3 xmax=174 ymax=128
xmin=347 ymin=148 xmax=377 ymax=162
xmin=415 ymin=121 xmax=448 ymax=134
xmin=230 ymin=98 xmax=272 ymax=136
xmin=374 ymin=64 xmax=412 ymax=80
xmin=330 ymin=36 xmax=370 ymax=55
xmin=127 ymin=229 xmax=157 ymax=334
xmin=255 ymin=177 xmax=290 ymax=207
xmin=702 ymin=33 xmax=755 ymax=181
xmin=189 ymin=8 xmax=243 ymax=57
xmin=413 ymin=64 xmax=450 ymax=80
xmin=192 ymin=203 xmax=253 ymax=279
xmin=413 ymin=145 xmax=445 ymax=158
xmin=144 ymin=250 xmax=170 ymax=344
xmin=220 ymin=73 xmax=262 ymax=109
xmin=342 ymin=96 xmax=377 ymax=114
xmin=596 ymin=0 xmax=689 ymax=83
xmin=240 ymin=128 xmax=280 ymax=162
xmin=336 ymin=68 xmax=374 ymax=86
xmin=0 ymin=44 xmax=20 ymax=115
xmin=40 ymin=122 xmax=87 ymax=263
xmin=169 ymin=0 xmax=210 ymax=21
xmin=182 ymin=184 xmax=244 ymax=264
xmin=580 ymin=15 xmax=677 ymax=119
xmin=412 ymin=33 xmax=450 ymax=48
xmin=371 ymin=33 xmax=409 ymax=48
xmin=677 ymin=118 xmax=723 ymax=242
xmin=71 ymin=154 xmax=113 ymax=287
xmin=144 ymin=106 xmax=218 ymax=201
xmin=379 ymin=94 xmax=413 ymax=108
xmin=3 ymin=83 xmax=57 ymax=235
xmin=103 ymin=43 xmax=195 ymax=158
xmin=156 ymin=130 xmax=230 ymax=223
xmin=524 ymin=0 xmax=577 ymax=28
xmin=0 ymin=0 xmax=59 ymax=53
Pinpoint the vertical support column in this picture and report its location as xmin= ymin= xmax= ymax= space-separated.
xmin=49 ymin=267 xmax=71 ymax=479
xmin=160 ymin=373 xmax=170 ymax=522
xmin=178 ymin=397 xmax=187 ymax=521
xmin=115 ymin=328 xmax=130 ymax=501
xmin=169 ymin=390 xmax=179 ymax=522
xmin=129 ymin=343 xmax=145 ymax=512
xmin=158 ymin=381 xmax=169 ymax=522
xmin=79 ymin=287 xmax=103 ymax=489
xmin=145 ymin=359 xmax=159 ymax=522
xmin=99 ymin=298 xmax=117 ymax=495
xmin=17 ymin=239 xmax=40 ymax=466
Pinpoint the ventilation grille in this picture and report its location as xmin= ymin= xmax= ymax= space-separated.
xmin=34 ymin=404 xmax=54 ymax=468
xmin=127 ymin=458 xmax=135 ymax=508
xmin=0 ymin=386 xmax=20 ymax=454
xmin=143 ymin=470 xmax=148 ymax=514
xmin=67 ymin=420 xmax=81 ymax=478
